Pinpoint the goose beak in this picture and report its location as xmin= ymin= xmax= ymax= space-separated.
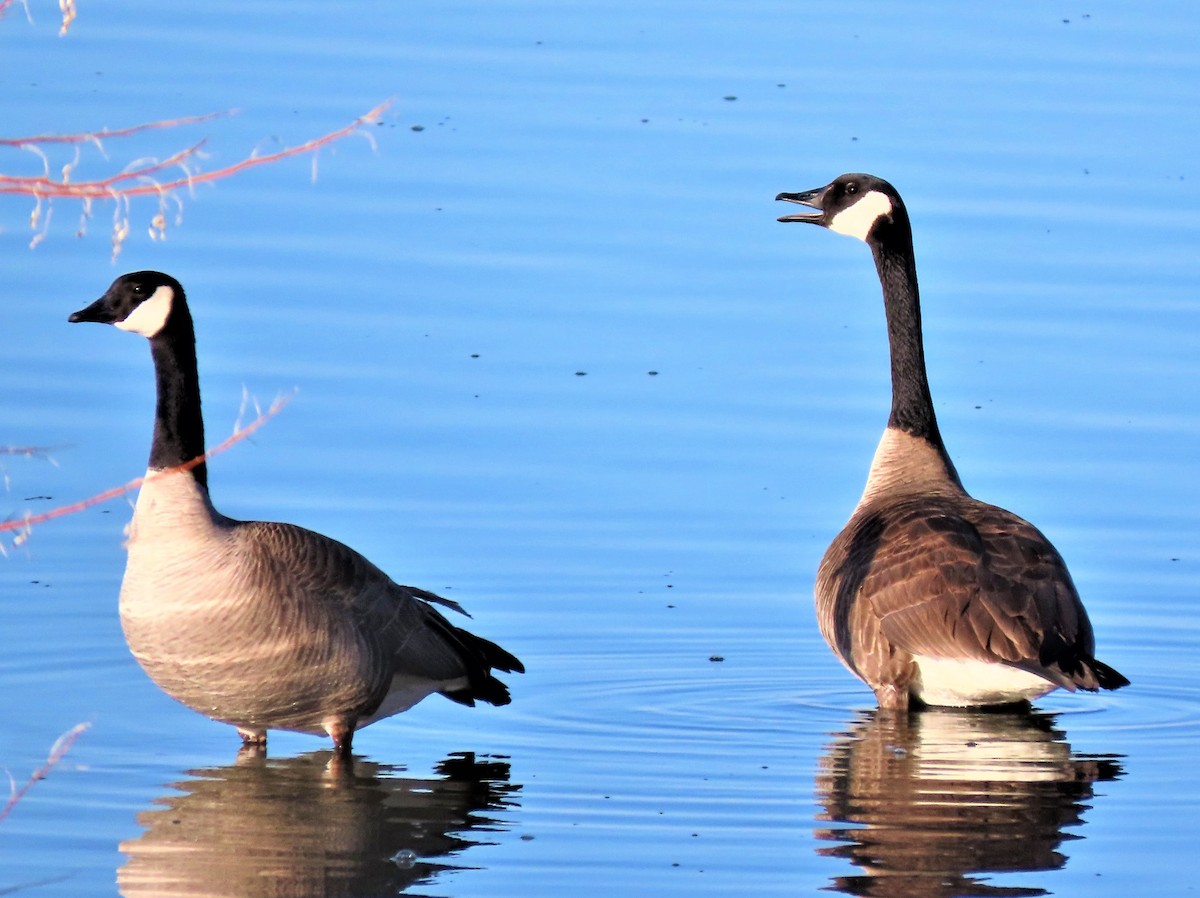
xmin=68 ymin=294 xmax=116 ymax=324
xmin=775 ymin=186 xmax=827 ymax=223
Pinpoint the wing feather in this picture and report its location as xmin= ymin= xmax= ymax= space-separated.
xmin=831 ymin=495 xmax=1096 ymax=685
xmin=235 ymin=520 xmax=521 ymax=708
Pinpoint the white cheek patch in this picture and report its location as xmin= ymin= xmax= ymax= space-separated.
xmin=115 ymin=284 xmax=174 ymax=337
xmin=828 ymin=190 xmax=894 ymax=242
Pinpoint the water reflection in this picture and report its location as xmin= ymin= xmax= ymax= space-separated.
xmin=118 ymin=750 xmax=519 ymax=897
xmin=815 ymin=709 xmax=1123 ymax=898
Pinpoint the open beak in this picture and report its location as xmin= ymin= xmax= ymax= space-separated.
xmin=775 ymin=186 xmax=827 ymax=224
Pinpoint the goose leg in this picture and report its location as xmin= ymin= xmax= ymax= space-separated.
xmin=237 ymin=727 xmax=267 ymax=747
xmin=325 ymin=717 xmax=357 ymax=758
xmin=873 ymin=683 xmax=911 ymax=710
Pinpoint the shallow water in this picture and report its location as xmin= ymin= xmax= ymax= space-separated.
xmin=2 ymin=1 xmax=1198 ymax=895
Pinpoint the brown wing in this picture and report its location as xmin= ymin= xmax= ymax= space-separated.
xmin=237 ymin=520 xmax=523 ymax=708
xmin=834 ymin=495 xmax=1099 ymax=688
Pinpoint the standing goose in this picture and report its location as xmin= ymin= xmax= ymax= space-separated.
xmin=776 ymin=173 xmax=1128 ymax=709
xmin=70 ymin=271 xmax=523 ymax=754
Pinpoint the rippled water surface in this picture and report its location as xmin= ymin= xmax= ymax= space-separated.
xmin=2 ymin=2 xmax=1198 ymax=895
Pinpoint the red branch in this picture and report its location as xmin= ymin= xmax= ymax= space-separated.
xmin=1 ymin=140 xmax=208 ymax=195
xmin=0 ymin=445 xmax=58 ymax=458
xmin=0 ymin=723 xmax=90 ymax=825
xmin=0 ymin=101 xmax=391 ymax=200
xmin=0 ymin=111 xmax=233 ymax=148
xmin=0 ymin=0 xmax=77 ymax=35
xmin=1 ymin=392 xmax=293 ymax=537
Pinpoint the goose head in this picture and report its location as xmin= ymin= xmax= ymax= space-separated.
xmin=69 ymin=270 xmax=185 ymax=339
xmin=776 ymin=173 xmax=906 ymax=244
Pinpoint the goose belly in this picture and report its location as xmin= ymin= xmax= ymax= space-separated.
xmin=911 ymin=656 xmax=1059 ymax=707
xmin=117 ymin=542 xmax=383 ymax=735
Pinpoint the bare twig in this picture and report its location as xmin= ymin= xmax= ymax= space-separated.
xmin=0 ymin=103 xmax=388 ymax=197
xmin=1 ymin=391 xmax=294 ymax=544
xmin=0 ymin=446 xmax=60 ymax=459
xmin=2 ymin=100 xmax=393 ymax=258
xmin=57 ymin=0 xmax=75 ymax=35
xmin=0 ymin=0 xmax=31 ymax=24
xmin=0 ymin=445 xmax=59 ymax=497
xmin=0 ymin=723 xmax=90 ymax=825
xmin=0 ymin=111 xmax=232 ymax=149
xmin=0 ymin=0 xmax=69 ymax=31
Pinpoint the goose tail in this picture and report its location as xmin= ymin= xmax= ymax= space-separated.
xmin=1083 ymin=657 xmax=1130 ymax=692
xmin=443 ymin=626 xmax=525 ymax=708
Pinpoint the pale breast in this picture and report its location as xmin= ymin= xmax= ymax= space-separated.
xmin=117 ymin=472 xmax=385 ymax=734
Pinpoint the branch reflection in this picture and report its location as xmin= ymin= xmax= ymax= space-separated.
xmin=815 ymin=709 xmax=1122 ymax=897
xmin=118 ymin=750 xmax=519 ymax=897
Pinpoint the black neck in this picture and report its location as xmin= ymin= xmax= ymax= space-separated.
xmin=869 ymin=218 xmax=960 ymax=480
xmin=147 ymin=304 xmax=207 ymax=489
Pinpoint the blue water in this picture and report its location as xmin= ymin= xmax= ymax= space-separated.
xmin=3 ymin=1 xmax=1198 ymax=895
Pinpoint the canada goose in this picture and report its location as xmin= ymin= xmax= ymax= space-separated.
xmin=776 ymin=173 xmax=1128 ymax=709
xmin=69 ymin=271 xmax=524 ymax=755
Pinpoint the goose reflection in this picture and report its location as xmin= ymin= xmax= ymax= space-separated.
xmin=118 ymin=750 xmax=519 ymax=897
xmin=815 ymin=709 xmax=1122 ymax=897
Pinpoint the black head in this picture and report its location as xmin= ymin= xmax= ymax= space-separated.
xmin=775 ymin=173 xmax=906 ymax=243
xmin=69 ymin=271 xmax=186 ymax=339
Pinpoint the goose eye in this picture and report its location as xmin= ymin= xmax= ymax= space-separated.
xmin=845 ymin=182 xmax=859 ymax=196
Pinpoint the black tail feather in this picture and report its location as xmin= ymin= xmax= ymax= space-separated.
xmin=1087 ymin=657 xmax=1130 ymax=691
xmin=437 ymin=623 xmax=524 ymax=708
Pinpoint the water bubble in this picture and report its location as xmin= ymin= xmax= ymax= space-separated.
xmin=390 ymin=848 xmax=418 ymax=869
